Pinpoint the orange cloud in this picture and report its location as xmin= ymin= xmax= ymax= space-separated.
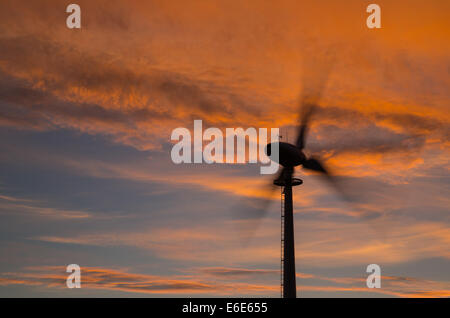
xmin=0 ymin=266 xmax=278 ymax=296
xmin=0 ymin=0 xmax=448 ymax=153
xmin=1 ymin=266 xmax=449 ymax=298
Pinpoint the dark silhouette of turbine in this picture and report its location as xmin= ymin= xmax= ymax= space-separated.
xmin=264 ymin=100 xmax=339 ymax=298
xmin=233 ymin=52 xmax=350 ymax=298
xmin=262 ymin=53 xmax=341 ymax=298
xmin=234 ymin=50 xmax=425 ymax=298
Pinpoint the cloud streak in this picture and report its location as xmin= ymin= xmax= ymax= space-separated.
xmin=1 ymin=266 xmax=449 ymax=298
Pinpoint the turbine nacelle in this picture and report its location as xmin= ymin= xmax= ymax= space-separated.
xmin=265 ymin=142 xmax=306 ymax=168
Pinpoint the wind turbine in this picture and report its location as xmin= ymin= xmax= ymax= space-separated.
xmin=265 ymin=98 xmax=337 ymax=298
xmin=233 ymin=53 xmax=349 ymax=298
xmin=238 ymin=49 xmax=423 ymax=298
xmin=258 ymin=52 xmax=347 ymax=298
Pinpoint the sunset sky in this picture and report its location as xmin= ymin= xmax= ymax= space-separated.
xmin=0 ymin=0 xmax=449 ymax=297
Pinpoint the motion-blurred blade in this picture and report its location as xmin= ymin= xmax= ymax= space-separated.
xmin=303 ymin=157 xmax=327 ymax=173
xmin=231 ymin=167 xmax=287 ymax=245
xmin=295 ymin=103 xmax=316 ymax=150
xmin=302 ymin=156 xmax=351 ymax=202
xmin=274 ymin=166 xmax=292 ymax=185
xmin=295 ymin=49 xmax=335 ymax=150
xmin=238 ymin=167 xmax=285 ymax=220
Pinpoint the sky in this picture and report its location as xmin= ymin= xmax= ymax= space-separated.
xmin=0 ymin=0 xmax=449 ymax=297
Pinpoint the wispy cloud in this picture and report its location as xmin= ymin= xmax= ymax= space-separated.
xmin=0 ymin=193 xmax=111 ymax=219
xmin=0 ymin=266 xmax=277 ymax=295
xmin=0 ymin=204 xmax=91 ymax=219
xmin=1 ymin=266 xmax=448 ymax=297
xmin=32 ymin=216 xmax=450 ymax=267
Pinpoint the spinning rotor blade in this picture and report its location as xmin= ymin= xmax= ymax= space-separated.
xmin=249 ymin=166 xmax=287 ymax=219
xmin=295 ymin=49 xmax=335 ymax=150
xmin=232 ymin=166 xmax=287 ymax=244
xmin=295 ymin=102 xmax=316 ymax=150
xmin=303 ymin=157 xmax=327 ymax=173
xmin=302 ymin=156 xmax=351 ymax=202
xmin=273 ymin=166 xmax=291 ymax=184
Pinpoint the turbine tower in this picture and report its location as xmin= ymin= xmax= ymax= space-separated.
xmin=263 ymin=83 xmax=338 ymax=298
xmin=275 ymin=168 xmax=302 ymax=298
